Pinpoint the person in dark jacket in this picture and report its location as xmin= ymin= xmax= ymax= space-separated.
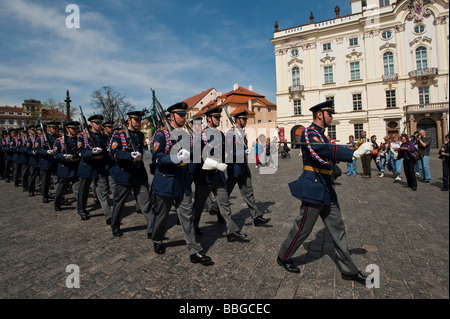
xmin=399 ymin=134 xmax=418 ymax=191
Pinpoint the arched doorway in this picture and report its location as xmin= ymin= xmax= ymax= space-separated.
xmin=417 ymin=118 xmax=438 ymax=148
xmin=291 ymin=125 xmax=305 ymax=148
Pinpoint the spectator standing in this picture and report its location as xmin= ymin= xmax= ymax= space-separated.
xmin=346 ymin=135 xmax=357 ymax=176
xmin=377 ymin=136 xmax=389 ymax=178
xmin=416 ymin=129 xmax=432 ymax=183
xmin=390 ymin=134 xmax=403 ymax=181
xmin=253 ymin=138 xmax=262 ymax=168
xmin=399 ymin=134 xmax=418 ymax=191
xmin=370 ymin=135 xmax=380 ymax=172
xmin=439 ymin=133 xmax=449 ymax=191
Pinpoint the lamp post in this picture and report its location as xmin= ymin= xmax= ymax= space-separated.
xmin=64 ymin=90 xmax=72 ymax=121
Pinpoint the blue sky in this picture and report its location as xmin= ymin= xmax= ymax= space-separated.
xmin=0 ymin=0 xmax=351 ymax=115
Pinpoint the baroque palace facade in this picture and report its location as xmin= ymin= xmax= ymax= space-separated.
xmin=272 ymin=0 xmax=449 ymax=148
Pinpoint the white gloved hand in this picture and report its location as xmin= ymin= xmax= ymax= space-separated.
xmin=63 ymin=154 xmax=73 ymax=160
xmin=47 ymin=149 xmax=54 ymax=155
xmin=352 ymin=142 xmax=374 ymax=160
xmin=216 ymin=163 xmax=228 ymax=172
xmin=176 ymin=149 xmax=190 ymax=162
xmin=245 ymin=149 xmax=252 ymax=155
xmin=92 ymin=147 xmax=103 ymax=155
xmin=131 ymin=151 xmax=142 ymax=160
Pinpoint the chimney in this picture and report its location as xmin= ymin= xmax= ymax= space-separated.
xmin=248 ymin=99 xmax=253 ymax=112
xmin=233 ymin=83 xmax=238 ymax=91
xmin=249 ymin=85 xmax=253 ymax=92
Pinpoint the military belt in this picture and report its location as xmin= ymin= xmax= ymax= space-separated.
xmin=304 ymin=165 xmax=332 ymax=175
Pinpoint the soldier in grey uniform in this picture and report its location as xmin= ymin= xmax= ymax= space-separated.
xmin=150 ymin=102 xmax=213 ymax=265
xmin=277 ymin=100 xmax=374 ymax=285
xmin=225 ymin=109 xmax=271 ymax=227
xmin=192 ymin=106 xmax=248 ymax=242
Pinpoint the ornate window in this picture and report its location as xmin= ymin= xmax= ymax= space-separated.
xmin=292 ymin=67 xmax=300 ymax=86
xmin=386 ymin=90 xmax=396 ymax=108
xmin=415 ymin=46 xmax=428 ymax=70
xmin=379 ymin=0 xmax=390 ymax=7
xmin=350 ymin=61 xmax=361 ymax=80
xmin=383 ymin=51 xmax=395 ymax=75
xmin=413 ymin=24 xmax=426 ymax=35
xmin=324 ymin=66 xmax=334 ymax=84
xmin=293 ymin=100 xmax=301 ymax=115
xmin=419 ymin=86 xmax=430 ymax=104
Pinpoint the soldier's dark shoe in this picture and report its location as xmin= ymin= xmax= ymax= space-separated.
xmin=105 ymin=217 xmax=111 ymax=225
xmin=112 ymin=228 xmax=123 ymax=237
xmin=80 ymin=214 xmax=90 ymax=221
xmin=254 ymin=216 xmax=271 ymax=227
xmin=277 ymin=256 xmax=300 ymax=274
xmin=146 ymin=233 xmax=152 ymax=239
xmin=209 ymin=207 xmax=219 ymax=215
xmin=190 ymin=252 xmax=214 ymax=266
xmin=54 ymin=205 xmax=61 ymax=212
xmin=29 ymin=192 xmax=34 ymax=197
xmin=5 ymin=179 xmax=11 ymax=183
xmin=195 ymin=228 xmax=203 ymax=236
xmin=154 ymin=243 xmax=166 ymax=255
xmin=42 ymin=197 xmax=50 ymax=203
xmin=341 ymin=271 xmax=372 ymax=285
xmin=227 ymin=231 xmax=248 ymax=242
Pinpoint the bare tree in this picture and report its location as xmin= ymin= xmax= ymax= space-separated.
xmin=41 ymin=98 xmax=78 ymax=122
xmin=90 ymin=86 xmax=134 ymax=124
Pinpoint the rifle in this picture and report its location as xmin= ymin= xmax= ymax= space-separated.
xmin=61 ymin=110 xmax=69 ymax=154
xmin=117 ymin=107 xmax=138 ymax=152
xmin=151 ymin=88 xmax=172 ymax=133
xmin=79 ymin=105 xmax=99 ymax=148
xmin=40 ymin=121 xmax=52 ymax=150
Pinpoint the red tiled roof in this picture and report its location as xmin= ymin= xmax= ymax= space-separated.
xmin=183 ymin=88 xmax=215 ymax=110
xmin=231 ymin=106 xmax=256 ymax=116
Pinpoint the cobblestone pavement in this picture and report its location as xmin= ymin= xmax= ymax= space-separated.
xmin=0 ymin=150 xmax=448 ymax=302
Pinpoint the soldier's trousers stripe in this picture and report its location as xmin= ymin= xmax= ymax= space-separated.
xmin=283 ymin=204 xmax=309 ymax=262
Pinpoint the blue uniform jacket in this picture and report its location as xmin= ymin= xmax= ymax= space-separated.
xmin=289 ymin=123 xmax=354 ymax=206
xmin=27 ymin=137 xmax=40 ymax=168
xmin=53 ymin=136 xmax=80 ymax=178
xmin=10 ymin=138 xmax=21 ymax=164
xmin=225 ymin=128 xmax=250 ymax=178
xmin=17 ymin=137 xmax=30 ymax=165
xmin=192 ymin=128 xmax=227 ymax=187
xmin=151 ymin=129 xmax=192 ymax=198
xmin=34 ymin=134 xmax=58 ymax=171
xmin=77 ymin=132 xmax=109 ymax=178
xmin=109 ymin=130 xmax=148 ymax=186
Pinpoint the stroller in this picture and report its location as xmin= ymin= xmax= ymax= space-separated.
xmin=278 ymin=142 xmax=291 ymax=159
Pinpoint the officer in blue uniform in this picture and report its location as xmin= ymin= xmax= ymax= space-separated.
xmin=27 ymin=126 xmax=40 ymax=197
xmin=53 ymin=121 xmax=81 ymax=215
xmin=0 ymin=130 xmax=7 ymax=180
xmin=34 ymin=122 xmax=60 ymax=203
xmin=3 ymin=129 xmax=17 ymax=183
xmin=109 ymin=111 xmax=152 ymax=237
xmin=192 ymin=106 xmax=248 ymax=242
xmin=277 ymin=100 xmax=374 ymax=285
xmin=7 ymin=129 xmax=21 ymax=187
xmin=150 ymin=102 xmax=213 ymax=265
xmin=77 ymin=114 xmax=112 ymax=223
xmin=18 ymin=127 xmax=31 ymax=192
xmin=225 ymin=109 xmax=271 ymax=227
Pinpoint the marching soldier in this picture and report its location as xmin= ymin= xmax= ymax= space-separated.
xmin=34 ymin=122 xmax=60 ymax=203
xmin=3 ymin=129 xmax=15 ymax=183
xmin=77 ymin=115 xmax=112 ymax=223
xmin=27 ymin=126 xmax=40 ymax=197
xmin=192 ymin=106 xmax=248 ymax=242
xmin=53 ymin=121 xmax=81 ymax=215
xmin=18 ymin=128 xmax=31 ymax=192
xmin=11 ymin=128 xmax=24 ymax=187
xmin=150 ymin=102 xmax=213 ymax=265
xmin=0 ymin=130 xmax=7 ymax=180
xmin=109 ymin=111 xmax=152 ymax=237
xmin=225 ymin=109 xmax=271 ymax=227
xmin=277 ymin=100 xmax=374 ymax=286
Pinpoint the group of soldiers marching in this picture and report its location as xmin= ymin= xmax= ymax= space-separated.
xmin=1 ymin=98 xmax=378 ymax=285
xmin=0 ymin=103 xmax=272 ymax=266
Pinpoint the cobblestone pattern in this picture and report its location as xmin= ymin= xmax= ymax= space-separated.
xmin=0 ymin=150 xmax=448 ymax=299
